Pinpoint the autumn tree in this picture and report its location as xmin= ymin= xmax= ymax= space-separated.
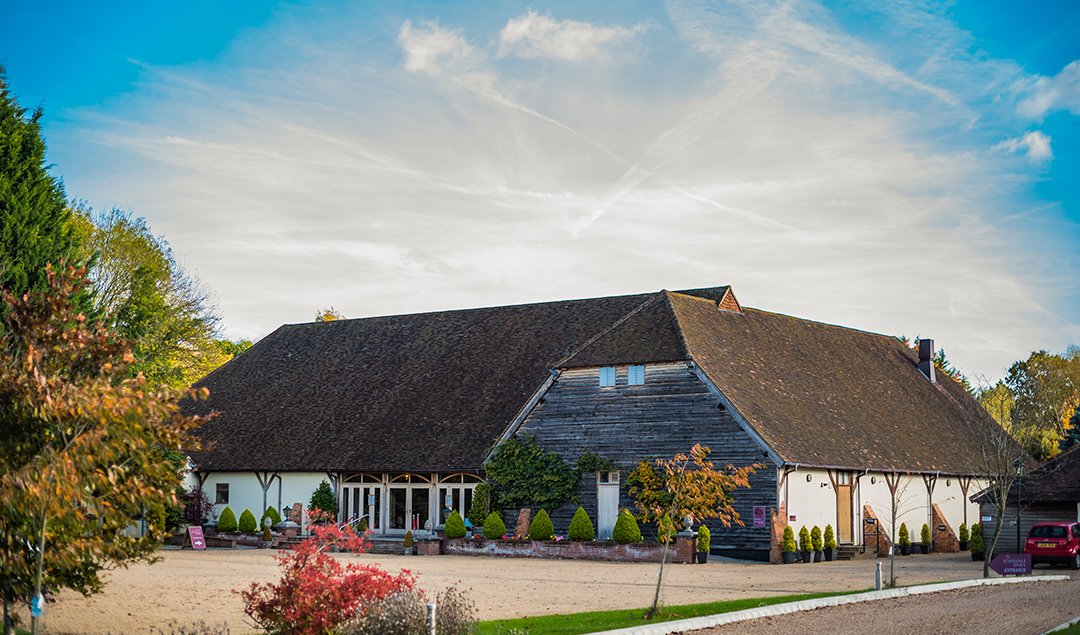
xmin=1003 ymin=348 xmax=1080 ymax=459
xmin=0 ymin=66 xmax=82 ymax=303
xmin=315 ymin=307 xmax=345 ymax=322
xmin=71 ymin=205 xmax=229 ymax=388
xmin=0 ymin=265 xmax=208 ymax=633
xmin=626 ymin=445 xmax=758 ymax=618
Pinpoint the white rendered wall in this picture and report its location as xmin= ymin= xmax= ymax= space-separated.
xmin=199 ymin=472 xmax=328 ymax=522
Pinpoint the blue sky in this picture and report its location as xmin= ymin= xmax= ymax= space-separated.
xmin=3 ymin=0 xmax=1079 ymax=383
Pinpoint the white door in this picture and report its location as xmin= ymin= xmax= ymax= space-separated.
xmin=597 ymin=471 xmax=620 ymax=539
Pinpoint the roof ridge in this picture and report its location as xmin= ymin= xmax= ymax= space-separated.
xmin=662 ymin=289 xmax=695 ymax=362
xmin=552 ymin=291 xmax=665 ymax=367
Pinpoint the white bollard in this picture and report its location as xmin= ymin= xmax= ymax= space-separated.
xmin=427 ymin=602 xmax=437 ymax=635
xmin=875 ymin=561 xmax=882 ymax=590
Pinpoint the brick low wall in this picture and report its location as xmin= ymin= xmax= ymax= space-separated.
xmin=441 ymin=536 xmax=695 ymax=563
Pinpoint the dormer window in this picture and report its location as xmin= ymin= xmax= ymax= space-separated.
xmin=599 ymin=367 xmax=616 ymax=387
xmin=628 ymin=365 xmax=645 ymax=385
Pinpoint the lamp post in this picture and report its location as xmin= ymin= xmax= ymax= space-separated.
xmin=1013 ymin=458 xmax=1024 ymax=554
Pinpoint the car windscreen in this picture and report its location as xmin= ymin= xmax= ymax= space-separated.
xmin=1029 ymin=525 xmax=1067 ymax=538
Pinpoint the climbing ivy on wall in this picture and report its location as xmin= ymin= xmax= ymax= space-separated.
xmin=484 ymin=438 xmax=615 ymax=511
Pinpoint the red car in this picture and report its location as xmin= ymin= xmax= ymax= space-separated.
xmin=1024 ymin=522 xmax=1080 ymax=569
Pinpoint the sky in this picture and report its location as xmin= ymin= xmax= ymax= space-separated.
xmin=3 ymin=0 xmax=1079 ymax=384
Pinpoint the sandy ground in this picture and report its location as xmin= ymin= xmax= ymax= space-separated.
xmin=686 ymin=580 xmax=1080 ymax=635
xmin=24 ymin=548 xmax=1079 ymax=634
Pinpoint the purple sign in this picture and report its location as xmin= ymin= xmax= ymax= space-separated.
xmin=186 ymin=526 xmax=206 ymax=550
xmin=753 ymin=506 xmax=766 ymax=528
xmin=988 ymin=553 xmax=1031 ymax=576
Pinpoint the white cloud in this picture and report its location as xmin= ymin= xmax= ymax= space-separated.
xmin=398 ymin=20 xmax=472 ymax=76
xmin=497 ymin=10 xmax=649 ymax=61
xmin=1017 ymin=60 xmax=1080 ymax=119
xmin=992 ymin=131 xmax=1053 ymax=163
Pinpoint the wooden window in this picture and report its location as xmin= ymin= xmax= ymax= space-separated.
xmin=215 ymin=483 xmax=229 ymax=504
xmin=628 ymin=365 xmax=645 ymax=385
xmin=599 ymin=366 xmax=616 ymax=387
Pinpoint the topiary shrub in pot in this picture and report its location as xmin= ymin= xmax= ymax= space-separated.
xmin=238 ymin=509 xmax=258 ymax=534
xmin=261 ymin=506 xmax=283 ymax=530
xmin=782 ymin=526 xmax=797 ymax=564
xmin=612 ymin=509 xmax=643 ymax=544
xmin=696 ymin=526 xmax=710 ymax=564
xmin=217 ymin=506 xmax=237 ymax=532
xmin=898 ymin=523 xmax=911 ymax=555
xmin=811 ymin=525 xmax=824 ymax=562
xmin=969 ymin=523 xmax=985 ymax=561
xmin=799 ymin=526 xmax=812 ymax=563
xmin=958 ymin=523 xmax=969 ymax=551
xmin=445 ymin=511 xmax=467 ymax=539
xmin=920 ymin=523 xmax=932 ymax=554
xmin=568 ymin=507 xmax=595 ymax=542
xmin=403 ymin=530 xmax=414 ymax=555
xmin=823 ymin=524 xmax=838 ymax=561
xmin=529 ymin=509 xmax=554 ymax=540
xmin=468 ymin=482 xmax=492 ymax=529
xmin=483 ymin=511 xmax=506 ymax=540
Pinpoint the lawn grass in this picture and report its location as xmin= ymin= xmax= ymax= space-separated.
xmin=476 ymin=589 xmax=871 ymax=635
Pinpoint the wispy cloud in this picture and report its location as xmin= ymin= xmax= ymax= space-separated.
xmin=398 ymin=20 xmax=473 ymax=76
xmin=993 ymin=131 xmax=1053 ymax=163
xmin=497 ymin=10 xmax=650 ymax=61
xmin=1016 ymin=60 xmax=1080 ymax=120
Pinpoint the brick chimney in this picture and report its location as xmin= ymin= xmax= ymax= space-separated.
xmin=918 ymin=339 xmax=935 ymax=382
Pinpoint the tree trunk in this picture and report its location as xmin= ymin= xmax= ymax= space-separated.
xmin=3 ymin=585 xmax=16 ymax=635
xmin=985 ymin=502 xmax=1007 ymax=579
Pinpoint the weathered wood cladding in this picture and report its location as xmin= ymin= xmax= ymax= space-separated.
xmin=514 ymin=363 xmax=777 ymax=552
xmin=980 ymin=502 xmax=1079 ymax=558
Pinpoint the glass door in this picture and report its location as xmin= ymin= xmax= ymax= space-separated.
xmin=390 ymin=488 xmax=408 ymax=530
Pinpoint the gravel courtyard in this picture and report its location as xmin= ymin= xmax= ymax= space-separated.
xmin=27 ymin=549 xmax=1078 ymax=634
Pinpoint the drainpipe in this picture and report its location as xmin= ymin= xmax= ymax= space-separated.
xmin=855 ymin=470 xmax=869 ymax=551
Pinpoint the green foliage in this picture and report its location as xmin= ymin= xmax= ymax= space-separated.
xmin=262 ymin=523 xmax=272 ymax=542
xmin=309 ymin=480 xmax=339 ymax=518
xmin=483 ymin=512 xmax=506 ymax=539
xmin=810 ymin=526 xmax=823 ymax=551
xmin=239 ymin=509 xmax=258 ymax=533
xmin=484 ymin=437 xmax=579 ymax=511
xmin=823 ymin=525 xmax=837 ymax=550
xmin=0 ymin=66 xmax=82 ymax=303
xmin=568 ymin=507 xmax=595 ymax=542
xmin=1004 ymin=347 xmax=1080 ymax=460
xmin=959 ymin=523 xmax=969 ymax=543
xmin=403 ymin=531 xmax=414 ymax=548
xmin=529 ymin=509 xmax=554 ymax=540
xmin=898 ymin=523 xmax=910 ymax=547
xmin=217 ymin=506 xmax=238 ymax=532
xmin=798 ymin=526 xmax=811 ymax=553
xmin=261 ymin=506 xmax=283 ymax=528
xmin=696 ymin=526 xmax=710 ymax=552
xmin=612 ymin=509 xmax=642 ymax=544
xmin=1061 ymin=404 xmax=1080 ymax=452
xmin=469 ymin=482 xmax=492 ymax=527
xmin=920 ymin=524 xmax=931 ymax=545
xmin=782 ymin=526 xmax=796 ymax=553
xmin=72 ymin=206 xmax=226 ymax=388
xmin=969 ymin=523 xmax=984 ymax=554
xmin=575 ymin=451 xmax=613 ymax=472
xmin=445 ymin=511 xmax=466 ymax=539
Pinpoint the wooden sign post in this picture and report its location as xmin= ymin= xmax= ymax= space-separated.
xmin=183 ymin=526 xmax=207 ymax=550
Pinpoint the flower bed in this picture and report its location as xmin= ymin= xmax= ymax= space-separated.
xmin=441 ymin=536 xmax=695 ymax=563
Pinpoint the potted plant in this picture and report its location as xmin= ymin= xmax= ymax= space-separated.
xmin=444 ymin=511 xmax=466 ymax=540
xmin=260 ymin=521 xmax=273 ymax=549
xmin=799 ymin=526 xmax=813 ymax=563
xmin=898 ymin=523 xmax=911 ymax=556
xmin=823 ymin=524 xmax=838 ymax=561
xmin=810 ymin=525 xmax=823 ymax=563
xmin=403 ymin=530 xmax=415 ymax=556
xmin=969 ymin=523 xmax=984 ymax=561
xmin=920 ymin=524 xmax=932 ymax=554
xmin=958 ymin=523 xmax=969 ymax=551
xmin=696 ymin=526 xmax=710 ymax=564
xmin=782 ymin=526 xmax=797 ymax=564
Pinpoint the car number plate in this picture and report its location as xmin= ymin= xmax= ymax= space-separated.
xmin=1037 ymin=542 xmax=1055 ymax=548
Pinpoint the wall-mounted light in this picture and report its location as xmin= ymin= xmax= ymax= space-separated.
xmin=871 ymin=476 xmax=877 ymax=485
xmin=946 ymin=479 xmax=951 ymax=487
xmin=806 ymin=474 xmax=812 ymax=483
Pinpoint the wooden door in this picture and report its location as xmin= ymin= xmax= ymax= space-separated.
xmin=836 ymin=472 xmax=853 ymax=543
xmin=597 ymin=471 xmax=620 ymax=539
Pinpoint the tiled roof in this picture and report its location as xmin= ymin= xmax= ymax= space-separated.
xmin=975 ymin=446 xmax=1080 ymax=504
xmin=185 ymin=293 xmax=654 ymax=472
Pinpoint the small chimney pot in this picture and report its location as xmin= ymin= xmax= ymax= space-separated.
xmin=917 ymin=339 xmax=936 ymax=383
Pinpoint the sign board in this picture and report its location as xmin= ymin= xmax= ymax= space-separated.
xmin=865 ymin=518 xmax=876 ymax=524
xmin=938 ymin=525 xmax=946 ymax=531
xmin=789 ymin=515 xmax=796 ymax=522
xmin=988 ymin=553 xmax=1031 ymax=576
xmin=982 ymin=516 xmax=992 ymax=522
xmin=184 ymin=526 xmax=206 ymax=550
xmin=753 ymin=506 xmax=766 ymax=528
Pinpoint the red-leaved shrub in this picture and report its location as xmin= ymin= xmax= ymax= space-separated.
xmin=239 ymin=524 xmax=413 ymax=635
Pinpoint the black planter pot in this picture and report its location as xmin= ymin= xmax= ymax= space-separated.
xmin=801 ymin=550 xmax=813 ymax=563
xmin=921 ymin=545 xmax=930 ymax=554
xmin=823 ymin=548 xmax=837 ymax=561
xmin=814 ymin=550 xmax=824 ymax=562
xmin=959 ymin=541 xmax=968 ymax=551
xmin=782 ymin=552 xmax=796 ymax=564
xmin=971 ymin=551 xmax=985 ymax=561
xmin=900 ymin=545 xmax=911 ymax=556
xmin=696 ymin=552 xmax=708 ymax=564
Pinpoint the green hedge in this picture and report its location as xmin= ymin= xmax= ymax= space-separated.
xmin=824 ymin=525 xmax=837 ymax=550
xmin=260 ymin=506 xmax=282 ymax=529
xmin=483 ymin=512 xmax=506 ymax=539
xmin=612 ymin=510 xmax=642 ymax=544
xmin=238 ymin=509 xmax=257 ymax=533
xmin=529 ymin=509 xmax=554 ymax=540
xmin=217 ymin=506 xmax=237 ymax=532
xmin=782 ymin=526 xmax=796 ymax=553
xmin=569 ymin=507 xmax=595 ymax=542
xmin=445 ymin=511 xmax=467 ymax=539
